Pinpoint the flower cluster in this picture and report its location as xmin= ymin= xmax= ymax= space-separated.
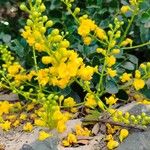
xmin=78 ymin=15 xmax=107 ymax=45
xmin=109 ymin=109 xmax=150 ymax=126
xmin=106 ymin=124 xmax=129 ymax=149
xmin=20 ymin=1 xmax=97 ymax=89
xmin=62 ymin=124 xmax=91 ymax=147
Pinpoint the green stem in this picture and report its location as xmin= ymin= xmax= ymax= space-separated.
xmin=119 ymin=13 xmax=136 ymax=45
xmin=60 ymin=102 xmax=84 ymax=108
xmin=32 ymin=48 xmax=38 ymax=71
xmin=122 ymin=41 xmax=150 ymax=50
xmin=96 ymin=59 xmax=107 ymax=94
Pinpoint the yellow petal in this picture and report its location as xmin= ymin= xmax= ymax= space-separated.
xmin=119 ymin=129 xmax=129 ymax=142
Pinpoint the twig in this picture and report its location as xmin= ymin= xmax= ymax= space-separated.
xmin=82 ymin=118 xmax=147 ymax=131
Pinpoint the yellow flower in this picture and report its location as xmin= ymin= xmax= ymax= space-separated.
xmin=135 ymin=70 xmax=141 ymax=78
xmin=42 ymin=56 xmax=52 ymax=65
xmin=105 ymin=95 xmax=118 ymax=106
xmin=78 ymin=65 xmax=97 ymax=81
xmin=23 ymin=122 xmax=33 ymax=132
xmin=119 ymin=129 xmax=129 ymax=142
xmin=70 ymin=107 xmax=78 ymax=113
xmin=83 ymin=36 xmax=92 ymax=45
xmin=121 ymin=5 xmax=130 ymax=14
xmin=67 ymin=133 xmax=77 ymax=144
xmin=85 ymin=93 xmax=97 ymax=108
xmin=53 ymin=110 xmax=63 ymax=121
xmin=78 ymin=18 xmax=96 ymax=37
xmin=0 ymin=121 xmax=11 ymax=131
xmin=38 ymin=131 xmax=51 ymax=141
xmin=112 ymin=49 xmax=120 ymax=54
xmin=107 ymin=140 xmax=119 ymax=150
xmin=106 ymin=55 xmax=116 ymax=67
xmin=106 ymin=134 xmax=113 ymax=141
xmin=129 ymin=0 xmax=138 ymax=6
xmin=57 ymin=120 xmax=66 ymax=133
xmin=8 ymin=64 xmax=22 ymax=75
xmin=0 ymin=101 xmax=12 ymax=115
xmin=133 ymin=78 xmax=145 ymax=90
xmin=95 ymin=27 xmax=107 ymax=40
xmin=121 ymin=38 xmax=133 ymax=46
xmin=63 ymin=97 xmax=76 ymax=107
xmin=62 ymin=140 xmax=70 ymax=147
xmin=27 ymin=103 xmax=34 ymax=111
xmin=34 ymin=119 xmax=45 ymax=127
xmin=107 ymin=68 xmax=117 ymax=77
xmin=7 ymin=115 xmax=16 ymax=120
xmin=13 ymin=120 xmax=20 ymax=127
xmin=120 ymin=73 xmax=132 ymax=82
xmin=75 ymin=124 xmax=91 ymax=136
xmin=20 ymin=113 xmax=27 ymax=120
xmin=37 ymin=69 xmax=49 ymax=86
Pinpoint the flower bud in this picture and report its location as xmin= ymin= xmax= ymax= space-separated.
xmin=40 ymin=27 xmax=46 ymax=33
xmin=74 ymin=7 xmax=80 ymax=14
xmin=20 ymin=3 xmax=28 ymax=11
xmin=108 ymin=24 xmax=113 ymax=29
xmin=48 ymin=94 xmax=54 ymax=100
xmin=27 ymin=19 xmax=33 ymax=26
xmin=42 ymin=16 xmax=48 ymax=22
xmin=147 ymin=62 xmax=150 ymax=67
xmin=54 ymin=95 xmax=59 ymax=100
xmin=45 ymin=20 xmax=53 ymax=27
xmin=112 ymin=49 xmax=120 ymax=54
xmin=51 ymin=29 xmax=59 ymax=35
xmin=140 ymin=64 xmax=146 ymax=69
xmin=40 ymin=4 xmax=46 ymax=12
xmin=36 ymin=0 xmax=42 ymax=4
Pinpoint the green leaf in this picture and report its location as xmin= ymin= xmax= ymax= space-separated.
xmin=2 ymin=34 xmax=11 ymax=43
xmin=140 ymin=86 xmax=150 ymax=99
xmin=140 ymin=24 xmax=150 ymax=42
xmin=141 ymin=12 xmax=150 ymax=23
xmin=92 ymin=56 xmax=100 ymax=66
xmin=83 ymin=110 xmax=100 ymax=125
xmin=121 ymin=62 xmax=135 ymax=70
xmin=127 ymin=54 xmax=138 ymax=65
xmin=106 ymin=79 xmax=119 ymax=94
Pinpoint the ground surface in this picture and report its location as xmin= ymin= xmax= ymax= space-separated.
xmin=1 ymin=97 xmax=150 ymax=150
